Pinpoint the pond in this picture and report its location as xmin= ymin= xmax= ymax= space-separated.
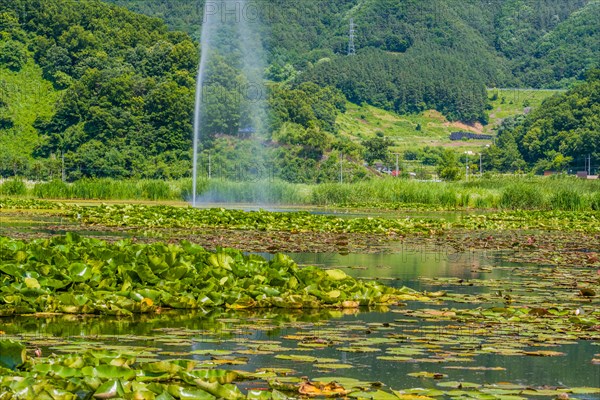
xmin=2 ymin=246 xmax=599 ymax=399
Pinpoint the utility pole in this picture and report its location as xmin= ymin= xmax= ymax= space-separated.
xmin=392 ymin=152 xmax=401 ymax=177
xmin=464 ymin=151 xmax=472 ymax=181
xmin=479 ymin=153 xmax=482 ymax=176
xmin=208 ymin=153 xmax=212 ymax=179
xmin=339 ymin=152 xmax=343 ymax=184
xmin=348 ymin=18 xmax=356 ymax=56
xmin=61 ymin=151 xmax=66 ymax=182
xmin=588 ymin=154 xmax=591 ymax=176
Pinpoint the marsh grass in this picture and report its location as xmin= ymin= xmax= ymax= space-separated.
xmin=198 ymin=179 xmax=311 ymax=205
xmin=312 ymin=179 xmax=477 ymax=209
xmin=0 ymin=179 xmax=27 ymax=196
xmin=499 ymin=182 xmax=545 ymax=210
xmin=33 ymin=179 xmax=185 ymax=201
xmin=6 ymin=175 xmax=599 ymax=211
xmin=311 ymin=175 xmax=599 ymax=211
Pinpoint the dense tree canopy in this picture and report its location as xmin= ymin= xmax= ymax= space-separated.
xmin=1 ymin=0 xmax=599 ymax=181
xmin=0 ymin=0 xmax=358 ymax=182
xmin=486 ymin=70 xmax=600 ymax=173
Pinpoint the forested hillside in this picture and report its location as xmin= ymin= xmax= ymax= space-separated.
xmin=1 ymin=0 xmax=598 ymax=181
xmin=485 ymin=70 xmax=600 ymax=172
xmin=0 ymin=0 xmax=362 ymax=182
xmin=104 ymin=0 xmax=600 ymax=123
xmin=0 ymin=0 xmax=198 ymax=179
xmin=106 ymin=0 xmax=599 ymax=90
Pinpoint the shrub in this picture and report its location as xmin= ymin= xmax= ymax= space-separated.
xmin=0 ymin=178 xmax=27 ymax=196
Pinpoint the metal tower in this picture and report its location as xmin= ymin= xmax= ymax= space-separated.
xmin=348 ymin=18 xmax=356 ymax=55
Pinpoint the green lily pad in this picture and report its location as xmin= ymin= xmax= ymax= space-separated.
xmin=0 ymin=340 xmax=26 ymax=370
xmin=407 ymin=371 xmax=447 ymax=379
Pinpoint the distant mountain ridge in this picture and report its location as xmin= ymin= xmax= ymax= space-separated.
xmin=105 ymin=0 xmax=599 ymax=88
xmin=100 ymin=0 xmax=599 ymax=126
xmin=1 ymin=0 xmax=598 ymax=180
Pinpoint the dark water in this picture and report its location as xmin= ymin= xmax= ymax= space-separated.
xmin=1 ymin=211 xmax=598 ymax=395
xmin=3 ymin=249 xmax=599 ymax=397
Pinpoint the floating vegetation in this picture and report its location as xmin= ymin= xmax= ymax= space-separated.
xmin=3 ymin=344 xmax=599 ymax=399
xmin=2 ymin=199 xmax=600 ymax=398
xmin=69 ymin=204 xmax=437 ymax=235
xmin=3 ymin=199 xmax=600 ymax=240
xmin=0 ymin=233 xmax=427 ymax=317
xmin=1 ymin=281 xmax=599 ymax=399
xmin=0 ymin=198 xmax=67 ymax=210
xmin=66 ymin=203 xmax=600 ymax=235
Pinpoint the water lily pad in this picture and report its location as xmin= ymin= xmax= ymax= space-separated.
xmin=314 ymin=363 xmax=353 ymax=370
xmin=436 ymin=381 xmax=481 ymax=389
xmin=522 ymin=350 xmax=565 ymax=357
xmin=0 ymin=340 xmax=26 ymax=370
xmin=407 ymin=371 xmax=447 ymax=379
xmin=338 ymin=346 xmax=381 ymax=353
xmin=274 ymin=354 xmax=338 ymax=363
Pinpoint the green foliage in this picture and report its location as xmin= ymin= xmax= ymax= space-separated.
xmin=195 ymin=179 xmax=310 ymax=205
xmin=499 ymin=183 xmax=546 ymax=210
xmin=32 ymin=178 xmax=190 ymax=201
xmin=106 ymin=0 xmax=597 ymax=116
xmin=269 ymin=82 xmax=346 ymax=134
xmin=311 ymin=179 xmax=464 ymax=208
xmin=302 ymin=48 xmax=490 ymax=123
xmin=491 ymin=71 xmax=600 ymax=171
xmin=362 ymin=136 xmax=392 ymax=165
xmin=511 ymin=0 xmax=600 ymax=88
xmin=0 ymin=40 xmax=27 ymax=71
xmin=550 ymin=189 xmax=584 ymax=212
xmin=2 ymin=0 xmax=599 ymax=183
xmin=0 ymin=178 xmax=26 ymax=196
xmin=3 ymin=174 xmax=600 ymax=213
xmin=0 ymin=340 xmax=26 ymax=370
xmin=70 ymin=203 xmax=435 ymax=235
xmin=0 ymin=233 xmax=411 ymax=315
xmin=436 ymin=149 xmax=462 ymax=181
xmin=0 ymin=0 xmax=198 ymax=180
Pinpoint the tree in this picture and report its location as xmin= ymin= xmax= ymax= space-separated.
xmin=0 ymin=40 xmax=27 ymax=71
xmin=363 ymin=136 xmax=392 ymax=165
xmin=436 ymin=149 xmax=462 ymax=181
xmin=494 ymin=71 xmax=599 ymax=171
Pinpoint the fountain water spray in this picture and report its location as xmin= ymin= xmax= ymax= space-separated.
xmin=192 ymin=0 xmax=269 ymax=207
xmin=191 ymin=13 xmax=213 ymax=207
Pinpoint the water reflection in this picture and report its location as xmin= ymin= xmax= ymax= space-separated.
xmin=3 ymin=306 xmax=598 ymax=395
xmin=1 ymin=247 xmax=598 ymax=397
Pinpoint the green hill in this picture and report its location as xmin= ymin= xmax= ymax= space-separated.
xmin=512 ymin=0 xmax=600 ymax=87
xmin=103 ymin=0 xmax=599 ymax=128
xmin=105 ymin=0 xmax=599 ymax=90
xmin=1 ymin=0 xmax=198 ymax=180
xmin=0 ymin=58 xmax=61 ymax=177
xmin=489 ymin=70 xmax=600 ymax=173
xmin=337 ymin=87 xmax=560 ymax=153
xmin=1 ymin=0 xmax=597 ymax=182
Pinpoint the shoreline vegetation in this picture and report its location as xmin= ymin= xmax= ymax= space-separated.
xmin=1 ymin=175 xmax=599 ymax=211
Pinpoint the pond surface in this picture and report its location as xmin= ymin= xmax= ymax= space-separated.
xmin=3 ymin=248 xmax=599 ymax=398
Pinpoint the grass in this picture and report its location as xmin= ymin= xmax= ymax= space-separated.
xmin=336 ymin=89 xmax=562 ymax=156
xmin=196 ymin=179 xmax=312 ymax=205
xmin=337 ymin=103 xmax=475 ymax=153
xmin=2 ymin=177 xmax=311 ymax=205
xmin=485 ymin=88 xmax=564 ymax=132
xmin=2 ymin=174 xmax=598 ymax=211
xmin=31 ymin=179 xmax=189 ymax=201
xmin=312 ymin=175 xmax=600 ymax=211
